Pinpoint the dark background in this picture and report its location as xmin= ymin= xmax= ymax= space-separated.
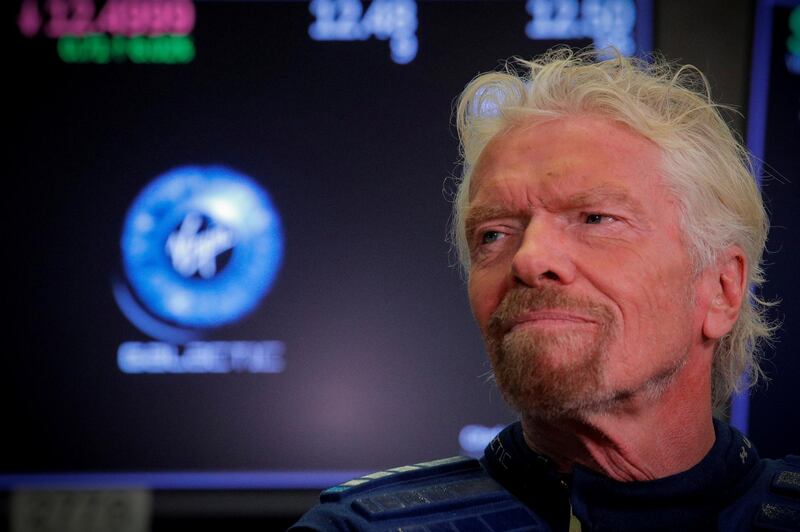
xmin=659 ymin=0 xmax=799 ymax=460
xmin=10 ymin=0 xmax=603 ymax=475
xmin=5 ymin=0 xmax=799 ymax=528
xmin=747 ymin=2 xmax=800 ymax=460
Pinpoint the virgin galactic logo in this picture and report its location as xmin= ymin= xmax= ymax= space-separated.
xmin=112 ymin=165 xmax=286 ymax=374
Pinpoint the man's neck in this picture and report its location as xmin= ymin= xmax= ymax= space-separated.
xmin=520 ymin=353 xmax=716 ymax=482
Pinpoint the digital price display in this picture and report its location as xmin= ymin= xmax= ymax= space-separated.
xmin=18 ymin=0 xmax=646 ymax=65
xmin=309 ymin=0 xmax=419 ymax=64
xmin=787 ymin=4 xmax=800 ymax=73
xmin=307 ymin=0 xmax=642 ymax=64
xmin=8 ymin=0 xmax=654 ymax=488
xmin=526 ymin=0 xmax=638 ymax=56
xmin=17 ymin=0 xmax=196 ymax=63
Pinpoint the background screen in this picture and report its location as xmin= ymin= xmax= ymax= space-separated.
xmin=9 ymin=0 xmax=653 ymax=481
xmin=746 ymin=0 xmax=800 ymax=459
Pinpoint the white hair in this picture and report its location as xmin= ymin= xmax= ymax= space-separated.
xmin=451 ymin=48 xmax=775 ymax=410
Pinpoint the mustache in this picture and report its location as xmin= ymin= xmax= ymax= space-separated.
xmin=487 ymin=286 xmax=614 ymax=338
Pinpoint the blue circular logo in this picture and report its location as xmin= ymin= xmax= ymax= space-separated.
xmin=120 ymin=165 xmax=283 ymax=330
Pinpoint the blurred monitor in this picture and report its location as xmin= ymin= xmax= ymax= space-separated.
xmin=741 ymin=0 xmax=800 ymax=459
xmin=9 ymin=0 xmax=654 ymax=490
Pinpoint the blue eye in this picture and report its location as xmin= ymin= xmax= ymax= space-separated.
xmin=481 ymin=231 xmax=502 ymax=244
xmin=585 ymin=214 xmax=605 ymax=224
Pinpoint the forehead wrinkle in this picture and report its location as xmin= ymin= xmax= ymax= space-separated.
xmin=556 ymin=185 xmax=645 ymax=214
xmin=464 ymin=184 xmax=644 ymax=232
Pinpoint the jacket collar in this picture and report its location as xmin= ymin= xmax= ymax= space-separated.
xmin=482 ymin=418 xmax=764 ymax=530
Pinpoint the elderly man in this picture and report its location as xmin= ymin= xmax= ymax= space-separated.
xmin=291 ymin=50 xmax=799 ymax=531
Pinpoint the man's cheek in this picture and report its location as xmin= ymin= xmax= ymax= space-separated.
xmin=468 ymin=276 xmax=496 ymax=326
xmin=475 ymin=300 xmax=495 ymax=333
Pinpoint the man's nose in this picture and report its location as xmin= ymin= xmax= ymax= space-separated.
xmin=511 ymin=221 xmax=576 ymax=287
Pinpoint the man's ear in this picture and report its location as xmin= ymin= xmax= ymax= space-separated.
xmin=702 ymin=247 xmax=747 ymax=340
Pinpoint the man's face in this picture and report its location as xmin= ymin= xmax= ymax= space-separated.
xmin=466 ymin=115 xmax=707 ymax=418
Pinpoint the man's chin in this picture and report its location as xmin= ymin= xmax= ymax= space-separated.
xmin=495 ymin=372 xmax=608 ymax=420
xmin=489 ymin=333 xmax=607 ymax=419
xmin=500 ymin=328 xmax=600 ymax=369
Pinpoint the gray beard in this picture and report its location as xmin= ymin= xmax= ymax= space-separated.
xmin=485 ymin=286 xmax=616 ymax=419
xmin=485 ymin=286 xmax=691 ymax=419
xmin=491 ymin=325 xmax=608 ymax=418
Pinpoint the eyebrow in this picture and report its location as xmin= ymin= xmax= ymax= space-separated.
xmin=463 ymin=205 xmax=523 ymax=240
xmin=463 ymin=185 xmax=645 ymax=236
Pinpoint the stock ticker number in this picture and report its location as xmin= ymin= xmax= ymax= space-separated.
xmin=17 ymin=0 xmax=196 ymax=64
xmin=309 ymin=0 xmax=418 ymax=64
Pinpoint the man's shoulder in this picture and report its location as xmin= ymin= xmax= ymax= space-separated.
xmin=289 ymin=455 xmax=547 ymax=531
xmin=720 ymin=454 xmax=800 ymax=531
